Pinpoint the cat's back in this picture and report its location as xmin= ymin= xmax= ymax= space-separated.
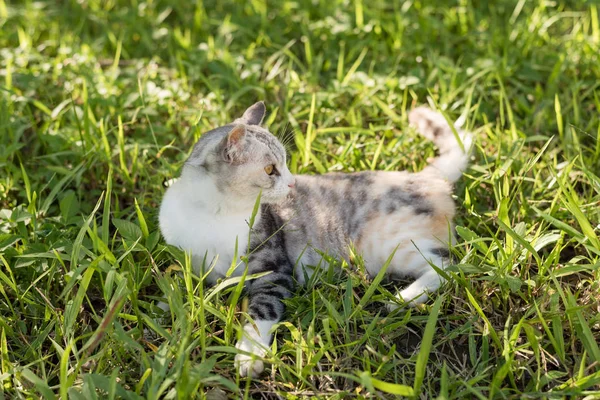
xmin=291 ymin=170 xmax=455 ymax=223
xmin=282 ymin=170 xmax=456 ymax=275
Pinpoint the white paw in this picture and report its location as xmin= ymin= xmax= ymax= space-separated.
xmin=386 ymin=301 xmax=406 ymax=313
xmin=235 ymin=353 xmax=264 ymax=378
xmin=235 ymin=338 xmax=267 ymax=378
xmin=386 ymin=290 xmax=428 ymax=312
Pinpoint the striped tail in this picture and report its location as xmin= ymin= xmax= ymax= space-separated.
xmin=409 ymin=107 xmax=473 ymax=183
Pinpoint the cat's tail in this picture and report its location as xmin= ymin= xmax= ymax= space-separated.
xmin=409 ymin=106 xmax=473 ymax=183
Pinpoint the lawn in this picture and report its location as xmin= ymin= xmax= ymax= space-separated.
xmin=1 ymin=0 xmax=600 ymax=398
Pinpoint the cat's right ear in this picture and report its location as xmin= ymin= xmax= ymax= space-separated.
xmin=222 ymin=125 xmax=246 ymax=163
xmin=234 ymin=102 xmax=266 ymax=125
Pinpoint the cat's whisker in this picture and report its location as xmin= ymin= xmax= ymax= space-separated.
xmin=276 ymin=123 xmax=297 ymax=156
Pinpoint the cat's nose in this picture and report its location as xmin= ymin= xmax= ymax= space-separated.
xmin=288 ymin=180 xmax=296 ymax=188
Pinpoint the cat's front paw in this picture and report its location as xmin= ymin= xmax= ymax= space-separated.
xmin=235 ymin=353 xmax=264 ymax=378
xmin=235 ymin=338 xmax=267 ymax=378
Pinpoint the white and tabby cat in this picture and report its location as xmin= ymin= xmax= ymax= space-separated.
xmin=159 ymin=102 xmax=473 ymax=377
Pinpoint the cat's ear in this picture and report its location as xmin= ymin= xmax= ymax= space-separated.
xmin=222 ymin=125 xmax=247 ymax=162
xmin=234 ymin=101 xmax=266 ymax=125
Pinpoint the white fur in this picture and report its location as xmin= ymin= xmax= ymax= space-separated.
xmin=159 ymin=168 xmax=258 ymax=283
xmin=425 ymin=131 xmax=473 ymax=182
xmin=409 ymin=107 xmax=474 ymax=183
xmin=234 ymin=319 xmax=275 ymax=378
xmin=159 ymin=165 xmax=289 ymax=378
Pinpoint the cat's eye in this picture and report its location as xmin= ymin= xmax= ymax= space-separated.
xmin=264 ymin=164 xmax=276 ymax=175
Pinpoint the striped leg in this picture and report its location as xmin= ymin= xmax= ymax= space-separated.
xmin=234 ymin=271 xmax=294 ymax=377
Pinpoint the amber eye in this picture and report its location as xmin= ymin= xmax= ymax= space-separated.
xmin=264 ymin=164 xmax=275 ymax=175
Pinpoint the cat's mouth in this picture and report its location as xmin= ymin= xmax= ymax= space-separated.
xmin=262 ymin=187 xmax=293 ymax=204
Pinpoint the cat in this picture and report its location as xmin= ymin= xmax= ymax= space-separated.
xmin=158 ymin=101 xmax=473 ymax=378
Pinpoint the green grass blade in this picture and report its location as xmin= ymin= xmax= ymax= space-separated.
xmin=413 ymin=295 xmax=443 ymax=396
xmin=71 ymin=195 xmax=103 ymax=272
xmin=20 ymin=368 xmax=56 ymax=400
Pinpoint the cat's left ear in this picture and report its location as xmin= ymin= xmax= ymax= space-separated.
xmin=234 ymin=101 xmax=266 ymax=125
xmin=222 ymin=125 xmax=247 ymax=163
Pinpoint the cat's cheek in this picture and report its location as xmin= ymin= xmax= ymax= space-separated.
xmin=261 ymin=184 xmax=287 ymax=203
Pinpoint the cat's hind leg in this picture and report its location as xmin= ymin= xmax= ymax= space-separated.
xmin=387 ymin=250 xmax=448 ymax=310
xmin=391 ymin=268 xmax=443 ymax=308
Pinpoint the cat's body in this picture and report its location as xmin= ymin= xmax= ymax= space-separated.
xmin=159 ymin=102 xmax=472 ymax=378
xmin=161 ymin=171 xmax=453 ymax=284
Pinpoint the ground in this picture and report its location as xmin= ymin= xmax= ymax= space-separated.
xmin=1 ymin=0 xmax=599 ymax=398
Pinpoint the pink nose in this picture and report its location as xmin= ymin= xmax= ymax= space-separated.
xmin=288 ymin=180 xmax=296 ymax=188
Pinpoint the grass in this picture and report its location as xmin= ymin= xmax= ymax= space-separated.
xmin=1 ymin=0 xmax=599 ymax=398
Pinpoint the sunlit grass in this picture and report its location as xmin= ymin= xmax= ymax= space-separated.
xmin=0 ymin=0 xmax=599 ymax=398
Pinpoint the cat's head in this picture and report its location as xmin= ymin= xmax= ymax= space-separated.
xmin=184 ymin=102 xmax=295 ymax=206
